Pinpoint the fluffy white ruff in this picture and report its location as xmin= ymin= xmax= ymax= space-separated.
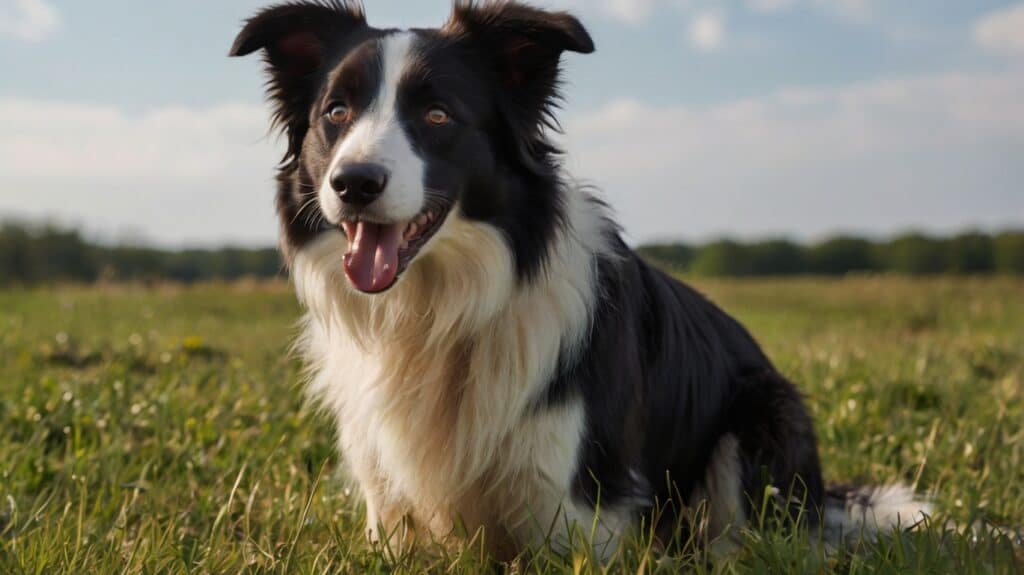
xmin=292 ymin=189 xmax=623 ymax=552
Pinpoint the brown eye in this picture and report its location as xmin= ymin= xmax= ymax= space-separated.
xmin=425 ymin=107 xmax=450 ymax=126
xmin=326 ymin=104 xmax=350 ymax=125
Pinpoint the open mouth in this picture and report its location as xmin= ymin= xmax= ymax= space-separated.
xmin=340 ymin=204 xmax=451 ymax=294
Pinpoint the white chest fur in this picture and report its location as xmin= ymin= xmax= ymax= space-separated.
xmin=290 ymin=193 xmax=616 ymax=547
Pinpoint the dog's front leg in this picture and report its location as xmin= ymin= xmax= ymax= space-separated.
xmin=365 ymin=492 xmax=413 ymax=551
xmin=340 ymin=439 xmax=412 ymax=550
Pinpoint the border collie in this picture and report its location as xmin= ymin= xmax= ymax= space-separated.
xmin=230 ymin=0 xmax=931 ymax=558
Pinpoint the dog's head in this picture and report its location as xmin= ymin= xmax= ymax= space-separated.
xmin=231 ymin=1 xmax=594 ymax=294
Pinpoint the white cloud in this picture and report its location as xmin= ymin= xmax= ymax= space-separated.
xmin=3 ymin=68 xmax=1021 ymax=247
xmin=689 ymin=10 xmax=725 ymax=52
xmin=554 ymin=0 xmax=659 ymax=25
xmin=747 ymin=0 xmax=795 ymax=11
xmin=747 ymin=0 xmax=872 ymax=22
xmin=563 ymin=71 xmax=1024 ymax=242
xmin=604 ymin=0 xmax=657 ymax=24
xmin=973 ymin=3 xmax=1024 ymax=56
xmin=0 ymin=0 xmax=59 ymax=42
xmin=552 ymin=0 xmax=872 ymax=26
xmin=3 ymin=64 xmax=1022 ymax=248
xmin=0 ymin=100 xmax=269 ymax=179
xmin=0 ymin=99 xmax=281 ymax=246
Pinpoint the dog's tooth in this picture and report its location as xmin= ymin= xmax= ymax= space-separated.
xmin=407 ymin=222 xmax=418 ymax=239
xmin=417 ymin=214 xmax=429 ymax=227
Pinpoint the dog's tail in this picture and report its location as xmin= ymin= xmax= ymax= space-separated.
xmin=821 ymin=483 xmax=933 ymax=543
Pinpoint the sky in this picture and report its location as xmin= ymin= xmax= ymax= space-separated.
xmin=0 ymin=0 xmax=1022 ymax=247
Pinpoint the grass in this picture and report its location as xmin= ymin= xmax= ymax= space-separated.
xmin=0 ymin=277 xmax=1022 ymax=573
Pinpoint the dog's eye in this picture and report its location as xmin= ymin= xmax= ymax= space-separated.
xmin=425 ymin=107 xmax=450 ymax=126
xmin=325 ymin=104 xmax=351 ymax=125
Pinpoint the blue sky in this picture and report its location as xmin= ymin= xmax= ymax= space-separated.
xmin=1 ymin=0 xmax=1022 ymax=246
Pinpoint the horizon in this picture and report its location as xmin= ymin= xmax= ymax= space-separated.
xmin=4 ymin=218 xmax=1022 ymax=253
xmin=1 ymin=0 xmax=1022 ymax=248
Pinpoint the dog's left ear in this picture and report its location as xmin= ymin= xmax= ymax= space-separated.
xmin=445 ymin=2 xmax=594 ymax=130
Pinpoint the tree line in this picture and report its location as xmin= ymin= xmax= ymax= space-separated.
xmin=0 ymin=222 xmax=282 ymax=285
xmin=1 ymin=221 xmax=1022 ymax=285
xmin=639 ymin=231 xmax=1024 ymax=276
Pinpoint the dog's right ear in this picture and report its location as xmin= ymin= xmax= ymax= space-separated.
xmin=230 ymin=1 xmax=367 ymax=161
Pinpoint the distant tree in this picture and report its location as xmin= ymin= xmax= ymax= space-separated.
xmin=0 ymin=223 xmax=98 ymax=283
xmin=946 ymin=232 xmax=995 ymax=274
xmin=33 ymin=226 xmax=99 ymax=281
xmin=0 ymin=224 xmax=34 ymax=285
xmin=994 ymin=232 xmax=1024 ymax=274
xmin=691 ymin=240 xmax=755 ymax=276
xmin=687 ymin=239 xmax=806 ymax=277
xmin=174 ymin=252 xmax=203 ymax=282
xmin=101 ymin=247 xmax=168 ymax=281
xmin=637 ymin=243 xmax=694 ymax=271
xmin=748 ymin=240 xmax=805 ymax=275
xmin=878 ymin=233 xmax=947 ymax=275
xmin=241 ymin=249 xmax=284 ymax=278
xmin=806 ymin=237 xmax=878 ymax=275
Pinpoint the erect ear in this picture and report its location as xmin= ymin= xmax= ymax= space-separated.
xmin=229 ymin=1 xmax=367 ymax=161
xmin=445 ymin=2 xmax=594 ymax=129
xmin=229 ymin=1 xmax=366 ymax=73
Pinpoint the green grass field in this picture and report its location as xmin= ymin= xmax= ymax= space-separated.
xmin=1 ymin=278 xmax=1022 ymax=573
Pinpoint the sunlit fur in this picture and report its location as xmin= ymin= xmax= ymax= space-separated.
xmin=293 ymin=189 xmax=626 ymax=552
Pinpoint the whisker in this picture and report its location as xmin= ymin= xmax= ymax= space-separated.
xmin=291 ymin=195 xmax=321 ymax=226
xmin=422 ymin=189 xmax=454 ymax=213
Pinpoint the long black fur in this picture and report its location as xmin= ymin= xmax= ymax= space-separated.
xmin=546 ymin=236 xmax=824 ymax=536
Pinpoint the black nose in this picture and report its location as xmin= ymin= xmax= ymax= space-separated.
xmin=330 ymin=162 xmax=389 ymax=207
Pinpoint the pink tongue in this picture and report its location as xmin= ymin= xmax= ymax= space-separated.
xmin=343 ymin=221 xmax=404 ymax=293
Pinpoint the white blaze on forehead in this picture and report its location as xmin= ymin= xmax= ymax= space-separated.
xmin=319 ymin=32 xmax=425 ymax=224
xmin=376 ymin=32 xmax=414 ymax=125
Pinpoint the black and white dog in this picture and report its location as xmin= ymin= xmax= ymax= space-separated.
xmin=231 ymin=0 xmax=930 ymax=557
